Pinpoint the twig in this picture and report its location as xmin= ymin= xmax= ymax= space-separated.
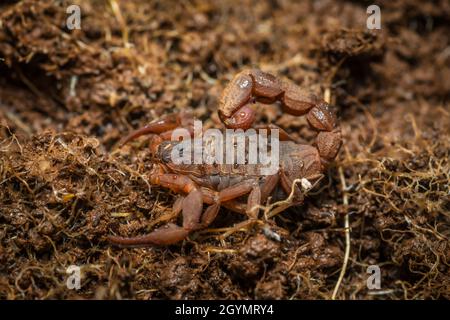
xmin=109 ymin=0 xmax=129 ymax=47
xmin=257 ymin=177 xmax=322 ymax=220
xmin=331 ymin=166 xmax=351 ymax=300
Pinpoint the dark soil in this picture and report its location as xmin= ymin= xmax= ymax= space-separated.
xmin=0 ymin=0 xmax=449 ymax=299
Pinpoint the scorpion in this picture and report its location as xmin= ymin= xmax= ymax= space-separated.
xmin=108 ymin=69 xmax=342 ymax=246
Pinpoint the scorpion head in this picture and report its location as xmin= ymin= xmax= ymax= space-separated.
xmin=150 ymin=137 xmax=191 ymax=166
xmin=149 ymin=136 xmax=172 ymax=163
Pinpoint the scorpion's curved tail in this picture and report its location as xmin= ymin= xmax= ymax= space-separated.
xmin=218 ymin=68 xmax=342 ymax=169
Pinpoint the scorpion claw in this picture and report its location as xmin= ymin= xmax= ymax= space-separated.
xmin=182 ymin=189 xmax=204 ymax=230
xmin=220 ymin=105 xmax=255 ymax=129
xmin=119 ymin=111 xmax=194 ymax=147
xmin=108 ymin=223 xmax=190 ymax=247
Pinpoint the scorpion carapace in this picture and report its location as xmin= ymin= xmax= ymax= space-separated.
xmin=108 ymin=69 xmax=342 ymax=246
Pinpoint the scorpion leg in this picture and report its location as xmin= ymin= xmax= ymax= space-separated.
xmin=260 ymin=173 xmax=280 ymax=202
xmin=212 ymin=179 xmax=263 ymax=222
xmin=280 ymin=169 xmax=304 ymax=204
xmin=246 ymin=184 xmax=261 ymax=218
xmin=245 ymin=172 xmax=282 ymax=218
xmin=166 ymin=179 xmax=262 ymax=234
xmin=222 ymin=201 xmax=247 ymax=214
xmin=196 ymin=203 xmax=221 ymax=229
xmin=211 ymin=175 xmax=280 ymax=217
xmin=204 ymin=179 xmax=265 ymax=217
xmin=108 ymin=173 xmax=254 ymax=246
xmin=199 ymin=186 xmax=248 ymax=214
xmin=109 ymin=174 xmax=204 ymax=246
xmin=218 ymin=179 xmax=256 ymax=202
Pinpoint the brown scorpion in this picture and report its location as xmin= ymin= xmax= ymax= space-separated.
xmin=108 ymin=69 xmax=342 ymax=246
